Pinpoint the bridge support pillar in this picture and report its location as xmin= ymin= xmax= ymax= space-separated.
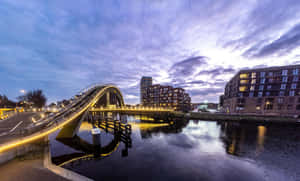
xmin=106 ymin=92 xmax=110 ymax=107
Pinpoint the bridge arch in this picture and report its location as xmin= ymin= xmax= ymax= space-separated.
xmin=0 ymin=85 xmax=125 ymax=153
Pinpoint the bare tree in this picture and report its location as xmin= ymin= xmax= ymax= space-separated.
xmin=18 ymin=90 xmax=47 ymax=108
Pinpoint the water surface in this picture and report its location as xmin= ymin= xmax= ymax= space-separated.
xmin=49 ymin=116 xmax=300 ymax=181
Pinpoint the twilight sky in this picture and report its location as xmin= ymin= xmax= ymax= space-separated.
xmin=0 ymin=0 xmax=300 ymax=104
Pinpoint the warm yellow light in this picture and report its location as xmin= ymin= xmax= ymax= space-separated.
xmin=239 ymin=86 xmax=247 ymax=92
xmin=0 ymin=85 xmax=122 ymax=153
xmin=240 ymin=73 xmax=248 ymax=79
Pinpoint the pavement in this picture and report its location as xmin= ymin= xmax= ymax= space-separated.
xmin=0 ymin=152 xmax=68 ymax=181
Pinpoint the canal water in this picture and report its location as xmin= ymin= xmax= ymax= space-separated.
xmin=49 ymin=116 xmax=300 ymax=181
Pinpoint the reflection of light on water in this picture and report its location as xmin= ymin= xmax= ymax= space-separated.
xmin=256 ymin=126 xmax=267 ymax=155
xmin=79 ymin=121 xmax=94 ymax=131
xmin=129 ymin=122 xmax=170 ymax=131
xmin=182 ymin=121 xmax=225 ymax=154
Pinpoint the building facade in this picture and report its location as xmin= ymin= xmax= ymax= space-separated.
xmin=223 ymin=65 xmax=300 ymax=116
xmin=140 ymin=78 xmax=191 ymax=112
xmin=140 ymin=76 xmax=153 ymax=105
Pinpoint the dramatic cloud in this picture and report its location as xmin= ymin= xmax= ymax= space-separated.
xmin=0 ymin=0 xmax=299 ymax=103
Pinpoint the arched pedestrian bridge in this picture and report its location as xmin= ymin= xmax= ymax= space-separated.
xmin=0 ymin=84 xmax=174 ymax=153
xmin=0 ymin=85 xmax=125 ymax=152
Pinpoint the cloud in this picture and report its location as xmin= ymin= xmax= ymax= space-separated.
xmin=1 ymin=0 xmax=300 ymax=104
xmin=243 ymin=23 xmax=300 ymax=58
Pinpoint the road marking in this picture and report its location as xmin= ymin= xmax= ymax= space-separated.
xmin=9 ymin=121 xmax=23 ymax=132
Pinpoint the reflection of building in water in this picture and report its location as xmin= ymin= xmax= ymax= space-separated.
xmin=138 ymin=119 xmax=189 ymax=139
xmin=219 ymin=122 xmax=267 ymax=156
xmin=52 ymin=119 xmax=132 ymax=167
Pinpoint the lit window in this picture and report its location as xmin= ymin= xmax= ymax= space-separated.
xmin=268 ymin=72 xmax=273 ymax=76
xmin=250 ymin=86 xmax=255 ymax=91
xmin=256 ymin=106 xmax=261 ymax=110
xmin=278 ymin=97 xmax=284 ymax=104
xmin=251 ymin=72 xmax=256 ymax=78
xmin=282 ymin=69 xmax=288 ymax=76
xmin=251 ymin=79 xmax=256 ymax=84
xmin=289 ymin=91 xmax=295 ymax=96
xmin=240 ymin=80 xmax=249 ymax=84
xmin=291 ymin=83 xmax=297 ymax=89
xmin=293 ymin=76 xmax=298 ymax=82
xmin=266 ymin=92 xmax=270 ymax=96
xmin=293 ymin=69 xmax=299 ymax=75
xmin=258 ymin=92 xmax=263 ymax=97
xmin=282 ymin=76 xmax=288 ymax=82
xmin=259 ymin=85 xmax=264 ymax=90
xmin=239 ymin=86 xmax=247 ymax=92
xmin=249 ymin=92 xmax=254 ymax=97
xmin=260 ymin=72 xmax=265 ymax=77
xmin=281 ymin=84 xmax=286 ymax=89
xmin=260 ymin=78 xmax=265 ymax=84
xmin=240 ymin=73 xmax=248 ymax=79
xmin=279 ymin=91 xmax=285 ymax=96
xmin=267 ymin=85 xmax=272 ymax=89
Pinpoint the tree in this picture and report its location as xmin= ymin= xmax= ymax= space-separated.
xmin=18 ymin=90 xmax=47 ymax=108
xmin=0 ymin=95 xmax=16 ymax=108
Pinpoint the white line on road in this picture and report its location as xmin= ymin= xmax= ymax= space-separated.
xmin=9 ymin=121 xmax=23 ymax=132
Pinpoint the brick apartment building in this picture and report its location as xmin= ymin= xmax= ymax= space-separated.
xmin=223 ymin=65 xmax=300 ymax=116
xmin=140 ymin=77 xmax=191 ymax=112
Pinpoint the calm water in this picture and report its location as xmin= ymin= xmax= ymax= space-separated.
xmin=49 ymin=116 xmax=300 ymax=181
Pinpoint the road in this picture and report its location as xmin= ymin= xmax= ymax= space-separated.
xmin=0 ymin=113 xmax=38 ymax=142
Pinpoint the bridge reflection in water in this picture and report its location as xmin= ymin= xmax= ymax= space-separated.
xmin=52 ymin=117 xmax=132 ymax=167
xmin=51 ymin=113 xmax=189 ymax=167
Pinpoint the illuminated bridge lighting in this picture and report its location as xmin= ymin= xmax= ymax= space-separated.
xmin=90 ymin=106 xmax=174 ymax=112
xmin=0 ymin=85 xmax=124 ymax=153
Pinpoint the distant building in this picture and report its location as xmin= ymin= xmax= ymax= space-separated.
xmin=223 ymin=65 xmax=300 ymax=116
xmin=141 ymin=82 xmax=191 ymax=112
xmin=140 ymin=76 xmax=153 ymax=105
xmin=192 ymin=103 xmax=218 ymax=112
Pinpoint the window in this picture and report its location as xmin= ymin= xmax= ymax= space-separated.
xmin=293 ymin=76 xmax=298 ymax=82
xmin=260 ymin=78 xmax=265 ymax=84
xmin=259 ymin=85 xmax=264 ymax=90
xmin=239 ymin=86 xmax=247 ymax=92
xmin=251 ymin=72 xmax=256 ymax=78
xmin=238 ymin=93 xmax=243 ymax=97
xmin=279 ymin=91 xmax=285 ymax=96
xmin=282 ymin=76 xmax=288 ymax=82
xmin=296 ymin=105 xmax=300 ymax=110
xmin=281 ymin=84 xmax=286 ymax=89
xmin=282 ymin=69 xmax=288 ymax=76
xmin=249 ymin=92 xmax=254 ymax=97
xmin=287 ymin=105 xmax=293 ymax=110
xmin=251 ymin=79 xmax=256 ymax=84
xmin=264 ymin=98 xmax=274 ymax=110
xmin=239 ymin=73 xmax=248 ymax=79
xmin=267 ymin=85 xmax=272 ymax=89
xmin=256 ymin=106 xmax=261 ymax=110
xmin=258 ymin=92 xmax=263 ymax=97
xmin=240 ymin=80 xmax=249 ymax=84
xmin=268 ymin=72 xmax=273 ymax=76
xmin=266 ymin=92 xmax=270 ymax=96
xmin=278 ymin=97 xmax=284 ymax=104
xmin=250 ymin=85 xmax=255 ymax=91
xmin=291 ymin=83 xmax=297 ymax=89
xmin=293 ymin=69 xmax=298 ymax=75
xmin=260 ymin=72 xmax=265 ymax=77
xmin=268 ymin=78 xmax=274 ymax=83
xmin=289 ymin=91 xmax=295 ymax=96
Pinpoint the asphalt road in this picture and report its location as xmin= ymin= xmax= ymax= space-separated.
xmin=0 ymin=112 xmax=37 ymax=137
